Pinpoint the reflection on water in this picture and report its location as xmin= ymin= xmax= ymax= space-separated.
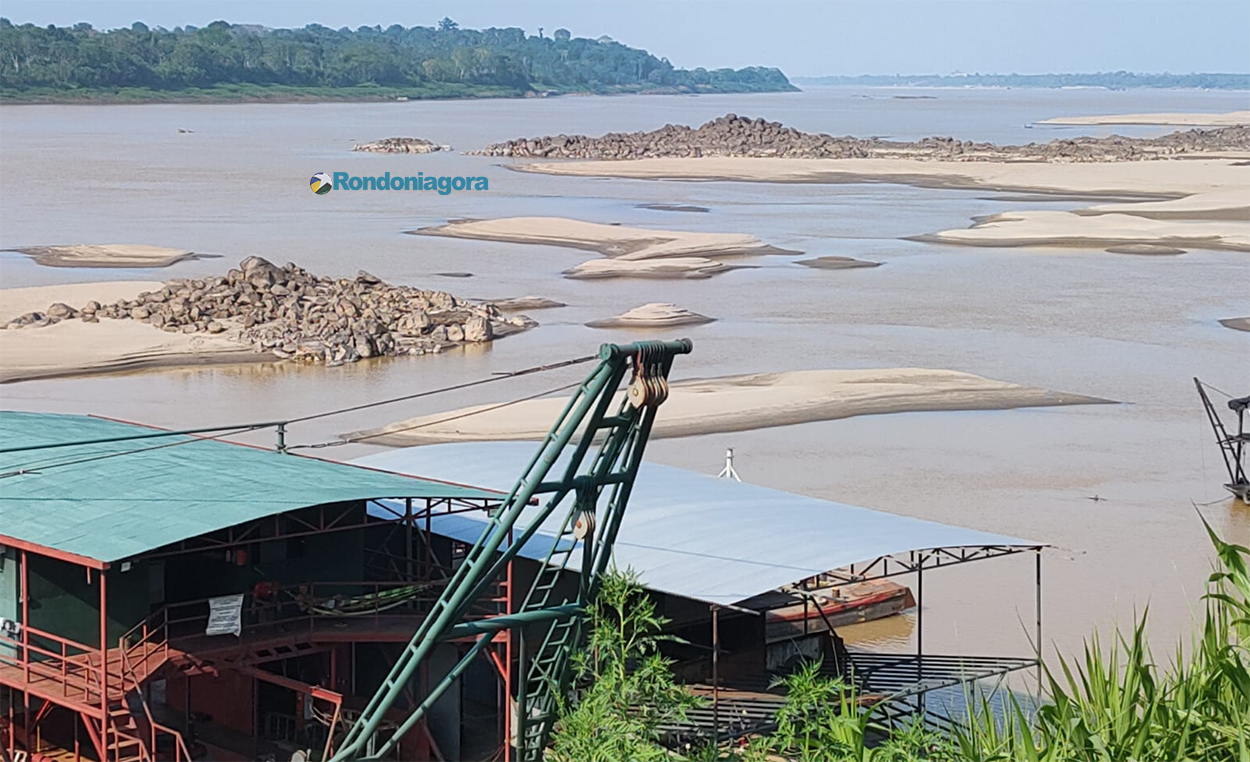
xmin=1 ymin=87 xmax=1248 ymax=663
xmin=837 ymin=611 xmax=917 ymax=652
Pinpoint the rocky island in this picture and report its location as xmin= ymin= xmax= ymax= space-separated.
xmin=474 ymin=113 xmax=1250 ymax=162
xmin=487 ymin=116 xmax=1250 ymax=254
xmin=1 ymin=257 xmax=533 ymax=381
xmin=352 ymin=137 xmax=449 ymax=153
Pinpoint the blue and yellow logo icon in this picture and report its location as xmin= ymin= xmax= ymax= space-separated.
xmin=310 ymin=172 xmax=333 ymax=195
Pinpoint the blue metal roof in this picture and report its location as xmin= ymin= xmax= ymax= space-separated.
xmin=0 ymin=411 xmax=502 ymax=565
xmin=356 ymin=442 xmax=1044 ymax=607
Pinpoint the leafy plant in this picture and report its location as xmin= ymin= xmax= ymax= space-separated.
xmin=553 ymin=520 xmax=1250 ymax=762
xmin=548 ymin=568 xmax=702 ymax=762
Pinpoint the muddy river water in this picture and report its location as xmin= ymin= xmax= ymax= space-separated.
xmin=1 ymin=85 xmax=1247 ymax=663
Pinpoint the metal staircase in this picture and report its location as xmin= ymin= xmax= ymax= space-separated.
xmin=329 ymin=339 xmax=692 ymax=761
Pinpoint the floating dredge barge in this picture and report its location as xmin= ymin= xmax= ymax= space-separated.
xmin=3 ymin=340 xmax=1044 ymax=762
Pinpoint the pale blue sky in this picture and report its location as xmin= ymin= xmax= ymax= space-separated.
xmin=2 ymin=0 xmax=1247 ymax=76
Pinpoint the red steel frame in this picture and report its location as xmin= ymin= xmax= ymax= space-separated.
xmin=2 ymin=494 xmax=514 ymax=762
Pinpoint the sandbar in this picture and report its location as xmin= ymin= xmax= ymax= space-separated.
xmin=564 ymin=257 xmax=737 ymax=280
xmin=911 ymin=211 xmax=1249 ymax=252
xmin=1036 ymin=111 xmax=1250 ymax=127
xmin=415 ymin=216 xmax=792 ymax=280
xmin=414 ymin=216 xmax=796 ymax=259
xmin=636 ymin=203 xmax=711 ymax=213
xmin=0 ymin=282 xmax=259 ymax=383
xmin=487 ymin=296 xmax=567 ymax=311
xmin=9 ymin=244 xmax=207 ymax=268
xmin=1104 ymin=244 xmax=1187 ymax=256
xmin=345 ymin=368 xmax=1110 ymax=446
xmin=513 ymin=157 xmax=1250 ymax=251
xmin=796 ymin=256 xmax=881 ymax=270
xmin=586 ymin=303 xmax=715 ymax=329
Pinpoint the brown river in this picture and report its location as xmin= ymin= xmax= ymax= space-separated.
xmin=1 ymin=86 xmax=1248 ymax=665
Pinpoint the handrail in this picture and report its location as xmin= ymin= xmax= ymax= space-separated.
xmin=118 ymin=640 xmax=191 ymax=762
xmin=151 ymin=719 xmax=193 ymax=762
xmin=118 ymin=608 xmax=169 ymax=686
xmin=8 ymin=623 xmax=97 ymax=657
xmin=0 ymin=631 xmax=104 ymax=702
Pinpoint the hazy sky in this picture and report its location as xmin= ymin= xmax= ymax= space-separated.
xmin=3 ymin=0 xmax=1248 ymax=76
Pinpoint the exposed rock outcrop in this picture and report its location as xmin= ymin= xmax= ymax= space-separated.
xmin=4 ymin=258 xmax=533 ymax=365
xmin=474 ymin=114 xmax=1250 ymax=163
xmin=352 ymin=137 xmax=449 ymax=154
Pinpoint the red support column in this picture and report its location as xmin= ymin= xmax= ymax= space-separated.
xmin=19 ymin=551 xmax=29 ymax=685
xmin=99 ymin=570 xmax=109 ymax=762
xmin=19 ymin=550 xmax=30 ymax=756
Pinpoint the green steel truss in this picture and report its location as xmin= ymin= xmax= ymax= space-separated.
xmin=330 ymin=339 xmax=692 ymax=761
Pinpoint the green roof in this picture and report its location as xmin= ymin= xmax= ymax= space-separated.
xmin=0 ymin=411 xmax=502 ymax=565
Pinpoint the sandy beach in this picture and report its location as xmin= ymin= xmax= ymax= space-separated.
xmin=9 ymin=244 xmax=206 ymax=268
xmin=415 ymin=216 xmax=795 ymax=279
xmin=345 ymin=368 xmax=1110 ymax=446
xmin=1037 ymin=111 xmax=1250 ymax=126
xmin=0 ymin=282 xmax=259 ymax=383
xmin=513 ymin=157 xmax=1250 ymax=251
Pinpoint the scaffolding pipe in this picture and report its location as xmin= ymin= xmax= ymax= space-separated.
xmin=1036 ymin=549 xmax=1043 ymax=698
xmin=711 ymin=605 xmax=720 ymax=747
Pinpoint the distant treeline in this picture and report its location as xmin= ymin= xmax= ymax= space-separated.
xmin=794 ymin=72 xmax=1250 ymax=90
xmin=0 ymin=18 xmax=796 ymax=101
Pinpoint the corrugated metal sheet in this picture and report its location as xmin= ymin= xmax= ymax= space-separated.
xmin=355 ymin=442 xmax=1043 ymax=607
xmin=0 ymin=411 xmax=502 ymax=564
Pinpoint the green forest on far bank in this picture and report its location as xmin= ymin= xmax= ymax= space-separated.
xmin=0 ymin=17 xmax=797 ymax=102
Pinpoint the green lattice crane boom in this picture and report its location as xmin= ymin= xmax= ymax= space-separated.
xmin=330 ymin=338 xmax=692 ymax=761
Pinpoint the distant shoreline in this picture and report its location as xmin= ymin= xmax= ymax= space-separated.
xmin=796 ymin=84 xmax=1250 ymax=93
xmin=792 ymin=73 xmax=1250 ymax=90
xmin=0 ymin=83 xmax=796 ymax=106
xmin=6 ymin=82 xmax=1245 ymax=106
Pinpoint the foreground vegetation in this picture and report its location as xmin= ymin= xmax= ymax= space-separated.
xmin=0 ymin=18 xmax=795 ymax=102
xmin=556 ymin=519 xmax=1250 ymax=761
